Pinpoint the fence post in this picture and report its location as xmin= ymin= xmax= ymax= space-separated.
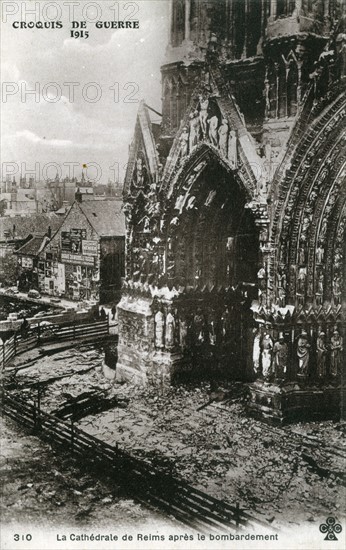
xmin=234 ymin=502 xmax=241 ymax=528
xmin=35 ymin=387 xmax=42 ymax=432
xmin=1 ymin=341 xmax=4 ymax=370
xmin=70 ymin=415 xmax=74 ymax=453
xmin=37 ymin=321 xmax=41 ymax=345
xmin=33 ymin=400 xmax=37 ymax=430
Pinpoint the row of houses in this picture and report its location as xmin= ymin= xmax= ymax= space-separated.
xmin=1 ymin=197 xmax=125 ymax=303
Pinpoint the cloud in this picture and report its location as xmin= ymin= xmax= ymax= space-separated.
xmin=1 ymin=0 xmax=169 ymax=182
xmin=15 ymin=130 xmax=73 ymax=148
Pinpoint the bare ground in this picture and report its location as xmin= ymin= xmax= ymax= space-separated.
xmin=4 ymin=343 xmax=346 ymax=531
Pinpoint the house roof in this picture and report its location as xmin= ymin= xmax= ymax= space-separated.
xmin=77 ymin=199 xmax=125 ymax=237
xmin=14 ymin=235 xmax=49 ymax=257
xmin=0 ymin=213 xmax=62 ymax=242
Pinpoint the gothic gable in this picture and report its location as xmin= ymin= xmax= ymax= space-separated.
xmin=124 ymin=101 xmax=159 ymax=198
xmin=161 ymin=68 xmax=265 ymax=203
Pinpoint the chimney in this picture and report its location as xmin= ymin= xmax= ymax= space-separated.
xmin=47 ymin=225 xmax=52 ymax=239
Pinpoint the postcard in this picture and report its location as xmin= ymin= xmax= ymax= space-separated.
xmin=1 ymin=1 xmax=345 ymax=549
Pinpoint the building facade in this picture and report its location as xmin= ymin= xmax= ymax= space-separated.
xmin=117 ymin=0 xmax=345 ymax=420
xmin=38 ymin=199 xmax=125 ymax=302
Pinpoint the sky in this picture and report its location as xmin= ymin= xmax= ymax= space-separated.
xmin=1 ymin=0 xmax=169 ymax=184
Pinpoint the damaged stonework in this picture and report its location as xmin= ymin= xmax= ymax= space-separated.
xmin=118 ymin=0 xmax=345 ymax=423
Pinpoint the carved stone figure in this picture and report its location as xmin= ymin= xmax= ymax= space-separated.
xmin=198 ymin=95 xmax=209 ymax=138
xmin=297 ymin=267 xmax=306 ymax=293
xmin=319 ymin=218 xmax=328 ymax=241
xmin=208 ymin=319 xmax=217 ymax=346
xmin=180 ymin=127 xmax=189 ymax=157
xmin=135 ymin=157 xmax=143 ymax=187
xmin=316 ymin=331 xmax=327 ymax=379
xmin=189 ymin=110 xmax=200 ymax=151
xmin=298 ymin=245 xmax=306 ymax=265
xmin=253 ymin=328 xmax=261 ymax=375
xmin=278 ymin=286 xmax=286 ymax=307
xmin=297 ymin=331 xmax=310 ymax=376
xmin=273 ymin=333 xmax=288 ymax=379
xmin=179 ymin=315 xmax=188 ymax=351
xmin=218 ymin=119 xmax=229 ymax=157
xmin=332 ymin=275 xmax=341 ymax=305
xmin=257 ymin=266 xmax=267 ymax=290
xmin=193 ymin=310 xmax=205 ymax=345
xmin=154 ymin=308 xmax=165 ymax=349
xmin=330 ymin=330 xmax=343 ymax=377
xmin=228 ymin=130 xmax=237 ymax=169
xmin=221 ymin=306 xmax=231 ymax=342
xmin=261 ymin=332 xmax=273 ymax=379
xmin=208 ymin=115 xmax=219 ymax=146
xmin=316 ymin=245 xmax=324 ymax=264
xmin=165 ymin=307 xmax=175 ymax=349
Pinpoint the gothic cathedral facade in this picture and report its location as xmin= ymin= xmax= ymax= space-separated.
xmin=118 ymin=0 xmax=345 ymax=421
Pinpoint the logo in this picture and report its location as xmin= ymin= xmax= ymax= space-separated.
xmin=319 ymin=517 xmax=342 ymax=541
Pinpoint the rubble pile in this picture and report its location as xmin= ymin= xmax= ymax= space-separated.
xmin=5 ymin=346 xmax=345 ymax=529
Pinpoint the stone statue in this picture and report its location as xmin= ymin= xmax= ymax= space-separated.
xmin=261 ymin=332 xmax=273 ymax=379
xmin=297 ymin=331 xmax=310 ymax=376
xmin=257 ymin=266 xmax=267 ymax=290
xmin=273 ymin=333 xmax=288 ymax=379
xmin=189 ymin=110 xmax=200 ymax=151
xmin=316 ymin=245 xmax=324 ymax=264
xmin=135 ymin=157 xmax=143 ymax=187
xmin=198 ymin=95 xmax=209 ymax=138
xmin=154 ymin=308 xmax=165 ymax=349
xmin=317 ymin=272 xmax=324 ymax=295
xmin=298 ymin=245 xmax=306 ymax=265
xmin=180 ymin=127 xmax=189 ymax=158
xmin=330 ymin=329 xmax=343 ymax=377
xmin=297 ymin=267 xmax=306 ymax=293
xmin=179 ymin=315 xmax=188 ymax=351
xmin=194 ymin=310 xmax=205 ymax=345
xmin=208 ymin=318 xmax=217 ymax=346
xmin=165 ymin=307 xmax=175 ymax=349
xmin=228 ymin=130 xmax=237 ymax=169
xmin=316 ymin=331 xmax=327 ymax=379
xmin=332 ymin=276 xmax=341 ymax=305
xmin=218 ymin=119 xmax=229 ymax=157
xmin=221 ymin=306 xmax=231 ymax=342
xmin=278 ymin=286 xmax=286 ymax=307
xmin=208 ymin=115 xmax=219 ymax=146
xmin=253 ymin=328 xmax=261 ymax=375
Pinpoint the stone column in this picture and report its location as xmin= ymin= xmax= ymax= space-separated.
xmin=295 ymin=0 xmax=302 ymax=15
xmin=242 ymin=0 xmax=250 ymax=58
xmin=228 ymin=0 xmax=235 ymax=58
xmin=271 ymin=0 xmax=277 ymax=20
xmin=185 ymin=0 xmax=191 ymax=41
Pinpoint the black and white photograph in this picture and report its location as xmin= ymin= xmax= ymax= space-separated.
xmin=0 ymin=1 xmax=345 ymax=549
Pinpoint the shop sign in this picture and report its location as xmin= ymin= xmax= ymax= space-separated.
xmin=82 ymin=240 xmax=98 ymax=256
xmin=61 ymin=252 xmax=94 ymax=266
xmin=22 ymin=257 xmax=33 ymax=269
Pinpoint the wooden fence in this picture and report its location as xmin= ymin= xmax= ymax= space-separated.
xmin=1 ymin=390 xmax=268 ymax=532
xmin=1 ymin=317 xmax=110 ymax=369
